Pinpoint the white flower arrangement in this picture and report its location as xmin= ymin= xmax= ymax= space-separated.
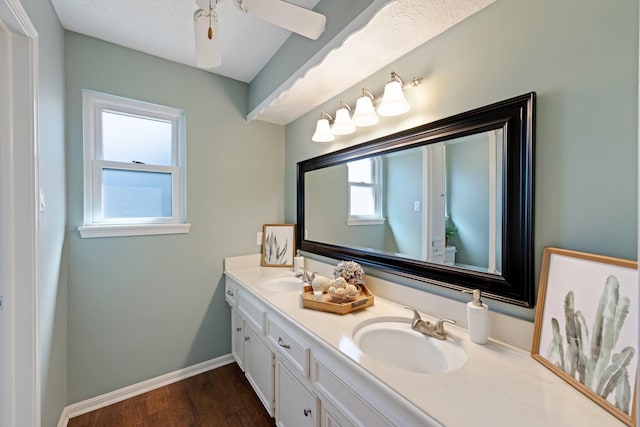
xmin=327 ymin=276 xmax=360 ymax=302
xmin=334 ymin=261 xmax=365 ymax=285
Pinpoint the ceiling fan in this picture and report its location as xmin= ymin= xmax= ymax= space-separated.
xmin=194 ymin=0 xmax=327 ymax=69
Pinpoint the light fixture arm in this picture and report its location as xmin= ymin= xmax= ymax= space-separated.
xmin=360 ymin=88 xmax=375 ymax=101
xmin=320 ymin=111 xmax=333 ymax=123
xmin=389 ymin=71 xmax=404 ymax=86
xmin=338 ymin=101 xmax=352 ymax=112
xmin=390 ymin=71 xmax=422 ymax=90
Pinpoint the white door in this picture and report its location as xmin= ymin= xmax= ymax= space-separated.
xmin=0 ymin=18 xmax=8 ymax=422
xmin=0 ymin=1 xmax=39 ymax=425
xmin=422 ymin=144 xmax=446 ymax=263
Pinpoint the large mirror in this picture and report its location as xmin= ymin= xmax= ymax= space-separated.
xmin=297 ymin=93 xmax=535 ymax=307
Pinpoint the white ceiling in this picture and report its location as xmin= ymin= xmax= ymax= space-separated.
xmin=51 ymin=0 xmax=495 ymax=124
xmin=51 ymin=0 xmax=321 ymax=83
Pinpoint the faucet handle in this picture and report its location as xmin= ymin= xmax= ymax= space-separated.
xmin=434 ymin=318 xmax=456 ymax=335
xmin=403 ymin=306 xmax=423 ymax=327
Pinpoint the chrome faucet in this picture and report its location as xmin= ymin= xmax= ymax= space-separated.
xmin=403 ymin=306 xmax=456 ymax=340
xmin=295 ymin=270 xmax=315 ymax=283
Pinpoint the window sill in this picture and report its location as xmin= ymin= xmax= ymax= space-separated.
xmin=78 ymin=223 xmax=191 ymax=238
xmin=347 ymin=218 xmax=386 ymax=226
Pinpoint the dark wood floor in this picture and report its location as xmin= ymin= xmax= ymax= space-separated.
xmin=68 ymin=363 xmax=275 ymax=427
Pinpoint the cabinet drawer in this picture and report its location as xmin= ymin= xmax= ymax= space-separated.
xmin=313 ymin=360 xmax=393 ymax=427
xmin=225 ymin=277 xmax=239 ymax=307
xmin=268 ymin=316 xmax=311 ymax=378
xmin=238 ymin=290 xmax=267 ymax=335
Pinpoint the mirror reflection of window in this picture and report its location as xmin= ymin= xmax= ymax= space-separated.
xmin=347 ymin=157 xmax=384 ymax=225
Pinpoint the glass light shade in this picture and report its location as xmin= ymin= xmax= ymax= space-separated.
xmin=352 ymin=96 xmax=379 ymax=127
xmin=194 ymin=9 xmax=221 ymax=69
xmin=331 ymin=107 xmax=356 ymax=135
xmin=312 ymin=118 xmax=335 ymax=142
xmin=377 ymin=80 xmax=410 ymax=116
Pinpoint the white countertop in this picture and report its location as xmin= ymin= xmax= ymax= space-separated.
xmin=224 ymin=256 xmax=625 ymax=427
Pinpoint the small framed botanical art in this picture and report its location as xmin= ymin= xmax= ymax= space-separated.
xmin=532 ymin=247 xmax=638 ymax=426
xmin=261 ymin=224 xmax=296 ymax=268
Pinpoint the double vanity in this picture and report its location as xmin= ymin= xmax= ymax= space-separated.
xmin=224 ymin=254 xmax=624 ymax=426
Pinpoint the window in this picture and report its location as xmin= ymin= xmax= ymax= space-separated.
xmin=347 ymin=157 xmax=384 ymax=225
xmin=79 ymin=91 xmax=190 ymax=238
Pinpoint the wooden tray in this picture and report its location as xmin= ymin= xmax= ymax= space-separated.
xmin=301 ymin=284 xmax=374 ymax=314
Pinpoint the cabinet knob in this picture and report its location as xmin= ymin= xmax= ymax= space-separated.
xmin=277 ymin=337 xmax=291 ymax=349
xmin=244 ymin=336 xmax=250 ymax=342
xmin=236 ymin=327 xmax=242 ymax=332
xmin=226 ymin=290 xmax=234 ymax=296
xmin=303 ymin=408 xmax=312 ymax=417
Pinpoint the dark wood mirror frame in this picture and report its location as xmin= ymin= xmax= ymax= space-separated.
xmin=297 ymin=92 xmax=536 ymax=307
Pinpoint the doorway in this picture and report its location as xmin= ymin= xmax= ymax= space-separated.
xmin=0 ymin=0 xmax=39 ymax=425
xmin=0 ymin=17 xmax=8 ymax=425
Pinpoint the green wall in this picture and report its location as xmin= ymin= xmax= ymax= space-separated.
xmin=384 ymin=150 xmax=424 ymax=258
xmin=64 ymin=32 xmax=285 ymax=403
xmin=285 ymin=0 xmax=638 ymax=319
xmin=447 ymin=134 xmax=491 ymax=267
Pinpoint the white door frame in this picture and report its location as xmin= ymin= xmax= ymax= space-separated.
xmin=0 ymin=0 xmax=39 ymax=426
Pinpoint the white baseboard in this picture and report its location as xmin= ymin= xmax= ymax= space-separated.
xmin=57 ymin=354 xmax=235 ymax=427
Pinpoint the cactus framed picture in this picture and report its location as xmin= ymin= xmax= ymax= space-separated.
xmin=532 ymin=247 xmax=638 ymax=426
xmin=261 ymin=224 xmax=296 ymax=267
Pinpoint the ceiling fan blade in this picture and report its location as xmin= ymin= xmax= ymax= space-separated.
xmin=241 ymin=0 xmax=326 ymax=40
xmin=194 ymin=8 xmax=221 ymax=68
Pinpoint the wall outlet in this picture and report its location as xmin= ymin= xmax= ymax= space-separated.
xmin=257 ymin=231 xmax=263 ymax=245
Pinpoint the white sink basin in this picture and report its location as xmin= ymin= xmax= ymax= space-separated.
xmin=352 ymin=317 xmax=467 ymax=374
xmin=259 ymin=275 xmax=304 ymax=292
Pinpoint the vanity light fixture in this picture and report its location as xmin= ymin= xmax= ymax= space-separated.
xmin=311 ymin=71 xmax=422 ymax=142
xmin=311 ymin=112 xmax=335 ymax=142
xmin=352 ymin=89 xmax=378 ymax=127
xmin=331 ymin=101 xmax=356 ymax=135
xmin=377 ymin=72 xmax=422 ymax=117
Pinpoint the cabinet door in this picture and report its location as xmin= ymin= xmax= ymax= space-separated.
xmin=231 ymin=308 xmax=244 ymax=371
xmin=275 ymin=360 xmax=318 ymax=427
xmin=319 ymin=398 xmax=356 ymax=427
xmin=244 ymin=323 xmax=275 ymax=416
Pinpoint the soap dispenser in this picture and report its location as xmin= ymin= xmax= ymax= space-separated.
xmin=466 ymin=289 xmax=489 ymax=344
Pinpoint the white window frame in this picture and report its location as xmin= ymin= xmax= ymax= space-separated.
xmin=79 ymin=90 xmax=190 ymax=238
xmin=347 ymin=156 xmax=385 ymax=225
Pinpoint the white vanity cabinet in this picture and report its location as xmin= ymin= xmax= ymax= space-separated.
xmin=226 ymin=278 xmax=245 ymax=370
xmin=225 ymin=277 xmax=238 ymax=306
xmin=230 ymin=308 xmax=244 ymax=371
xmin=319 ymin=397 xmax=358 ymax=427
xmin=275 ymin=359 xmax=319 ymax=427
xmin=268 ymin=312 xmax=317 ymax=426
xmin=243 ymin=322 xmax=275 ymax=416
xmin=312 ymin=355 xmax=394 ymax=427
xmin=225 ymin=277 xmax=275 ymax=416
xmin=225 ymin=274 xmax=435 ymax=427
